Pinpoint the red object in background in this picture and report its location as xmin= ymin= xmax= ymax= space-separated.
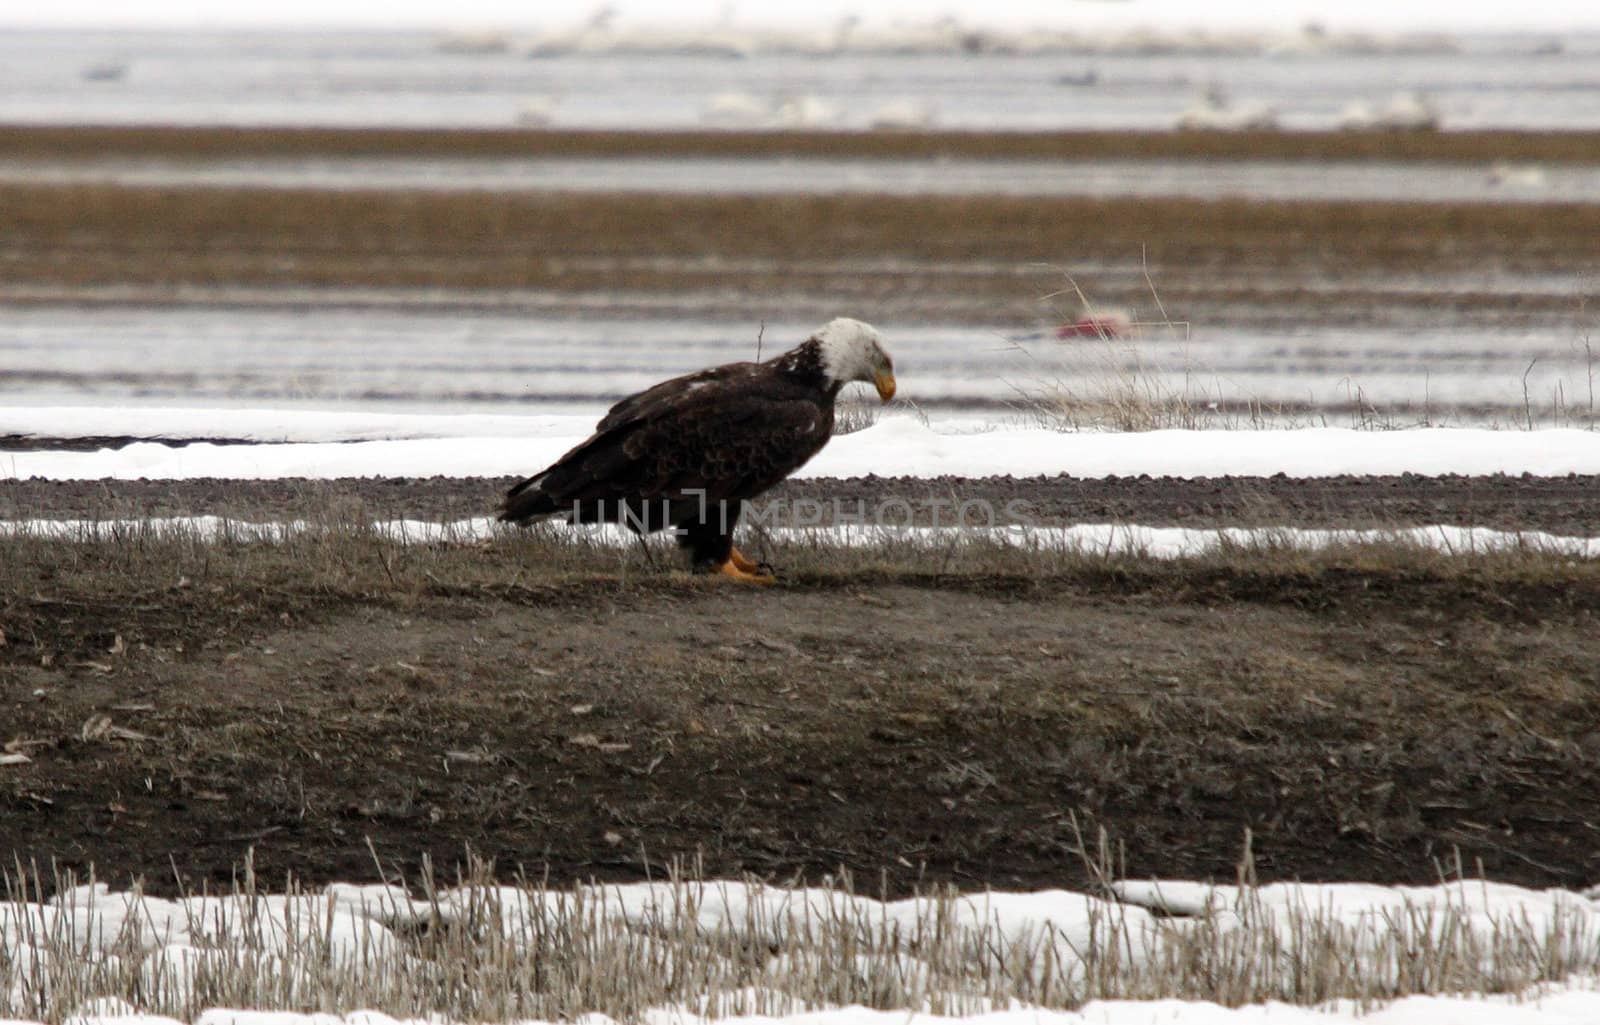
xmin=1055 ymin=310 xmax=1132 ymax=339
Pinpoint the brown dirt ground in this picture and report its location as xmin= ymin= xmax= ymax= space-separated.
xmin=1 ymin=182 xmax=1594 ymax=330
xmin=3 ymin=473 xmax=1600 ymax=535
xmin=2 ymin=126 xmax=1595 ymax=334
xmin=2 ymin=476 xmax=1599 ymax=898
xmin=6 ymin=125 xmax=1600 ymax=164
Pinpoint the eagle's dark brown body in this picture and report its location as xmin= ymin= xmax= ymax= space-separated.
xmin=499 ymin=340 xmax=843 ymax=568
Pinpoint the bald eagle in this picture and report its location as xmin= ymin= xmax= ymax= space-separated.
xmin=499 ymin=318 xmax=896 ymax=583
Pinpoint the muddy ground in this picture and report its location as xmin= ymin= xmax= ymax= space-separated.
xmin=2 ymin=474 xmax=1599 ymax=897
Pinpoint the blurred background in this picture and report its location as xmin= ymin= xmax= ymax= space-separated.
xmin=2 ymin=1 xmax=1599 ymax=429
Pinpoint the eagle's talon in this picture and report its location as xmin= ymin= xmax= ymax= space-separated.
xmin=728 ymin=546 xmax=766 ymax=575
xmin=715 ymin=559 xmax=776 ymax=585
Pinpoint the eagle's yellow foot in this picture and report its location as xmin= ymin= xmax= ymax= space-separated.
xmin=715 ymin=557 xmax=776 ymax=585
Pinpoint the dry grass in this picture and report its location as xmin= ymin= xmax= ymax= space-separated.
xmin=3 ymin=513 xmax=1599 ymax=619
xmin=1008 ymin=271 xmax=1600 ymax=432
xmin=1012 ymin=270 xmax=1234 ymax=432
xmin=1014 ymin=338 xmax=1600 ymax=433
xmin=832 ymin=397 xmax=888 ymax=434
xmin=3 ymin=847 xmax=1597 ymax=1024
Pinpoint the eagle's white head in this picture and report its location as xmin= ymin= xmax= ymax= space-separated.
xmin=813 ymin=317 xmax=896 ymax=402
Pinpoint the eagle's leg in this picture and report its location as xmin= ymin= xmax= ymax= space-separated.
xmin=678 ymin=503 xmax=775 ymax=584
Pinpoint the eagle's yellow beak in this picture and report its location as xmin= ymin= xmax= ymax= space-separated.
xmin=874 ymin=369 xmax=897 ymax=403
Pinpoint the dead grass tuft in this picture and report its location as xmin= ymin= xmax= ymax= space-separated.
xmin=2 ymin=515 xmax=1597 ymax=665
xmin=1013 ymin=271 xmax=1600 ymax=432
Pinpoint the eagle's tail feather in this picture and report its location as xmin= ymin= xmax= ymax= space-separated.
xmin=499 ymin=474 xmax=561 ymax=523
xmin=501 ymin=431 xmax=642 ymax=524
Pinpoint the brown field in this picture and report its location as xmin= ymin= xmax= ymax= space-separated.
xmin=1 ymin=181 xmax=1595 ymax=328
xmin=5 ymin=124 xmax=1600 ymax=163
xmin=2 ymin=125 xmax=1595 ymax=329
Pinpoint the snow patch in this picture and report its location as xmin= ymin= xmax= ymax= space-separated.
xmin=5 ymin=409 xmax=1600 ymax=481
xmin=2 ymin=879 xmax=1600 ymax=1024
xmin=4 ymin=518 xmax=1598 ymax=559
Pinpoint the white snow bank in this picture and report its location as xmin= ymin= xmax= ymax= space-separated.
xmin=3 ymin=879 xmax=1600 ymax=1025
xmin=1115 ymin=878 xmax=1600 ymax=980
xmin=6 ymin=518 xmax=1598 ymax=559
xmin=0 ymin=407 xmax=577 ymax=446
xmin=5 ymin=412 xmax=1600 ymax=481
xmin=17 ymin=992 xmax=1600 ymax=1025
xmin=824 ymin=420 xmax=1600 ymax=479
xmin=13 ymin=0 xmax=1598 ymax=36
